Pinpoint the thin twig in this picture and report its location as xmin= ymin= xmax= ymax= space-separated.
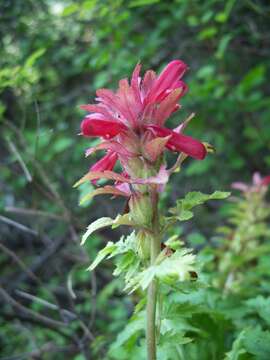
xmin=0 ymin=242 xmax=39 ymax=283
xmin=6 ymin=137 xmax=32 ymax=182
xmin=0 ymin=215 xmax=38 ymax=236
xmin=5 ymin=206 xmax=66 ymax=221
xmin=0 ymin=287 xmax=67 ymax=329
xmin=15 ymin=289 xmax=76 ymax=320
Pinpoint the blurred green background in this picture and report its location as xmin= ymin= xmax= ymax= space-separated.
xmin=0 ymin=0 xmax=269 ymax=358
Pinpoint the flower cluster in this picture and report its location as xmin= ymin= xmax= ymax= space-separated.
xmin=232 ymin=172 xmax=270 ymax=194
xmin=77 ymin=60 xmax=207 ymax=201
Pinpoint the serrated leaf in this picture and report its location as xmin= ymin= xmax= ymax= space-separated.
xmin=181 ymin=191 xmax=231 ymax=209
xmin=178 ymin=209 xmax=194 ymax=221
xmin=88 ymin=241 xmax=117 ymax=271
xmin=88 ymin=231 xmax=139 ymax=278
xmin=245 ymin=296 xmax=270 ymax=326
xmin=81 ymin=217 xmax=114 ymax=245
xmin=109 ymin=313 xmax=145 ymax=351
xmin=158 ymin=331 xmax=192 ymax=359
xmin=111 ymin=213 xmax=135 ymax=228
xmin=225 ymin=330 xmax=247 ymax=360
xmin=244 ymin=327 xmax=270 ymax=359
xmin=170 ymin=191 xmax=230 ymax=222
xmin=128 ymin=249 xmax=196 ymax=292
xmin=81 ymin=214 xmax=135 ymax=245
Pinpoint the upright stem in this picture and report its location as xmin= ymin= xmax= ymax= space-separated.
xmin=146 ymin=191 xmax=160 ymax=360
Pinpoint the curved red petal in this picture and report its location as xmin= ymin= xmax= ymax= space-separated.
xmin=81 ymin=118 xmax=127 ymax=139
xmin=90 ymin=152 xmax=118 ymax=172
xmin=147 ymin=125 xmax=206 ymax=160
xmin=144 ymin=60 xmax=188 ymax=104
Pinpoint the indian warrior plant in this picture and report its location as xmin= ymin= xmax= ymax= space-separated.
xmin=74 ymin=60 xmax=230 ymax=359
xmin=213 ymin=172 xmax=270 ymax=295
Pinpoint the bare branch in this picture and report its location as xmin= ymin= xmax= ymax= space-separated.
xmin=0 ymin=215 xmax=38 ymax=236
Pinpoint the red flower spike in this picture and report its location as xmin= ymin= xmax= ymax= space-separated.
xmin=147 ymin=125 xmax=206 ymax=160
xmin=232 ymin=172 xmax=270 ymax=193
xmin=79 ymin=59 xmax=207 ymax=199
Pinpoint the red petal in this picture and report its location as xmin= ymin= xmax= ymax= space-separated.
xmin=81 ymin=118 xmax=127 ymax=139
xmin=131 ymin=63 xmax=142 ymax=106
xmin=90 ymin=152 xmax=118 ymax=172
xmin=80 ymin=104 xmax=116 ymax=122
xmin=117 ymin=78 xmax=141 ymax=127
xmin=147 ymin=125 xmax=206 ymax=160
xmin=261 ymin=175 xmax=270 ymax=186
xmin=144 ymin=60 xmax=187 ymax=104
xmin=141 ymin=70 xmax=156 ymax=99
xmin=154 ymin=89 xmax=182 ymax=126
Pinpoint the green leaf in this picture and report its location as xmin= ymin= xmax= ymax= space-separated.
xmin=178 ymin=209 xmax=194 ymax=221
xmin=88 ymin=241 xmax=117 ymax=271
xmin=24 ymin=48 xmax=46 ymax=68
xmin=182 ymin=191 xmax=231 ymax=208
xmin=244 ymin=327 xmax=270 ymax=359
xmin=225 ymin=330 xmax=247 ymax=360
xmin=129 ymin=0 xmax=160 ymax=8
xmin=81 ymin=214 xmax=135 ymax=245
xmin=245 ymin=296 xmax=270 ymax=326
xmin=170 ymin=191 xmax=230 ymax=221
xmin=109 ymin=313 xmax=145 ymax=351
xmin=238 ymin=65 xmax=266 ymax=93
xmin=198 ymin=26 xmax=217 ymax=40
xmin=158 ymin=332 xmax=192 ymax=359
xmin=216 ymin=34 xmax=232 ymax=59
xmin=81 ymin=217 xmax=114 ymax=245
xmin=62 ymin=4 xmax=79 ymax=16
xmin=128 ymin=249 xmax=196 ymax=292
xmin=226 ymin=327 xmax=270 ymax=360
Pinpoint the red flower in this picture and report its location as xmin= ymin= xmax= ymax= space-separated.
xmin=79 ymin=60 xmax=207 ymax=191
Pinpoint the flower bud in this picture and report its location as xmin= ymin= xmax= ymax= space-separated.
xmin=129 ymin=193 xmax=153 ymax=227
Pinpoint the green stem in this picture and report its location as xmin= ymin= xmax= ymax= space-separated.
xmin=146 ymin=191 xmax=160 ymax=360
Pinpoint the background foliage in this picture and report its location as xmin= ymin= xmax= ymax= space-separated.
xmin=0 ymin=0 xmax=269 ymax=359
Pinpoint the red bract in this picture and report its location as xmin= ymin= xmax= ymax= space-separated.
xmin=89 ymin=151 xmax=118 ymax=184
xmin=79 ymin=60 xmax=207 ymax=192
xmin=90 ymin=152 xmax=118 ymax=172
xmin=146 ymin=125 xmax=206 ymax=160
